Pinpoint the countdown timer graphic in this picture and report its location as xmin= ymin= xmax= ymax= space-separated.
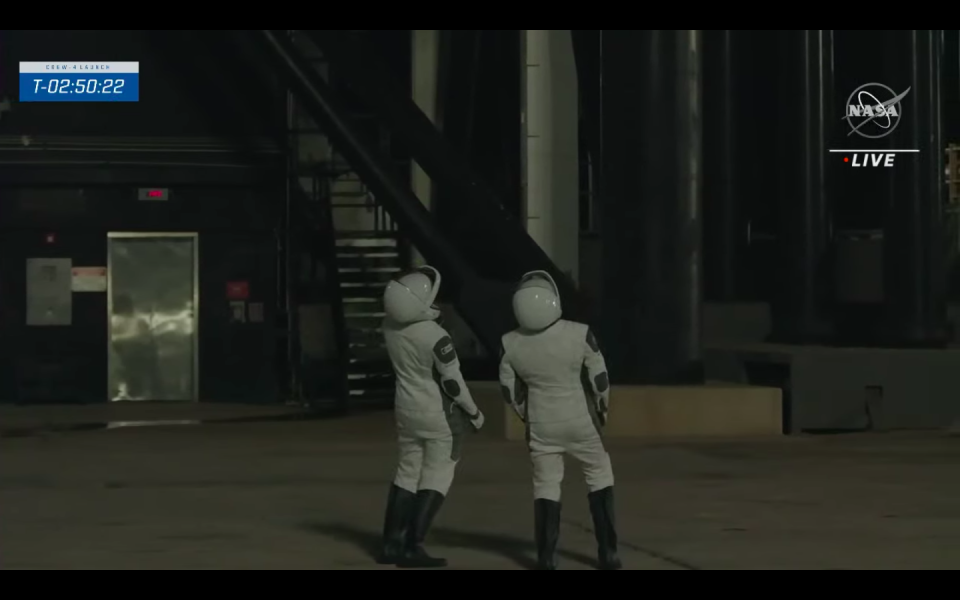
xmin=19 ymin=62 xmax=139 ymax=102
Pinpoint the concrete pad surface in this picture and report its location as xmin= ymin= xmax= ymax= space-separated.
xmin=2 ymin=413 xmax=960 ymax=570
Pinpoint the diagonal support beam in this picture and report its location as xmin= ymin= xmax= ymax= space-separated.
xmin=241 ymin=30 xmax=515 ymax=354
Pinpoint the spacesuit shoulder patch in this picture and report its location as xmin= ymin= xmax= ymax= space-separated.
xmin=586 ymin=328 xmax=600 ymax=353
xmin=433 ymin=336 xmax=457 ymax=365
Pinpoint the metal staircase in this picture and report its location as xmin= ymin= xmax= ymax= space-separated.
xmin=288 ymin=31 xmax=411 ymax=407
xmin=236 ymin=29 xmax=590 ymax=377
xmin=336 ymin=235 xmax=403 ymax=402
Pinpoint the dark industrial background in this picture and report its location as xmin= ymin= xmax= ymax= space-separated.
xmin=1 ymin=30 xmax=958 ymax=434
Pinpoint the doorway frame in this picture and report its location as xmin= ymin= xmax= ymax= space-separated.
xmin=106 ymin=232 xmax=201 ymax=402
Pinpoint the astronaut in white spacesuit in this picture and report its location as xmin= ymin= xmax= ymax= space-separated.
xmin=499 ymin=271 xmax=621 ymax=571
xmin=375 ymin=265 xmax=485 ymax=569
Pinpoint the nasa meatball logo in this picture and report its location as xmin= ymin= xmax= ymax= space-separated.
xmin=843 ymin=83 xmax=911 ymax=139
xmin=832 ymin=82 xmax=918 ymax=168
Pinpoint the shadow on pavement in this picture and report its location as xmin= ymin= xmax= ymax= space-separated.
xmin=432 ymin=527 xmax=597 ymax=570
xmin=302 ymin=522 xmax=380 ymax=562
xmin=301 ymin=521 xmax=598 ymax=570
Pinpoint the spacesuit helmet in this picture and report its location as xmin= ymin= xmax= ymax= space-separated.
xmin=512 ymin=270 xmax=562 ymax=332
xmin=383 ymin=265 xmax=442 ymax=324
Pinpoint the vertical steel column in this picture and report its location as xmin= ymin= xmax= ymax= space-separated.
xmin=433 ymin=29 xmax=482 ymax=230
xmin=703 ymin=30 xmax=740 ymax=302
xmin=770 ymin=30 xmax=834 ymax=344
xmin=883 ymin=30 xmax=948 ymax=346
xmin=571 ymin=29 xmax=602 ymax=203
xmin=283 ymin=84 xmax=299 ymax=403
xmin=598 ymin=30 xmax=704 ymax=384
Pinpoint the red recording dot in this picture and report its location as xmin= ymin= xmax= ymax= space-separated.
xmin=844 ymin=157 xmax=849 ymax=163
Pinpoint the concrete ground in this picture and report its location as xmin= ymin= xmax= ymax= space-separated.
xmin=2 ymin=407 xmax=960 ymax=570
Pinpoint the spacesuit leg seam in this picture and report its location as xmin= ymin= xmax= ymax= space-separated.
xmin=450 ymin=433 xmax=462 ymax=462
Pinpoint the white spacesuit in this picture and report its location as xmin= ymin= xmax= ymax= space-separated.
xmin=376 ymin=265 xmax=485 ymax=569
xmin=499 ymin=271 xmax=621 ymax=571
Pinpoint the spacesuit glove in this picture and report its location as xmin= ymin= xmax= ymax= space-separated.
xmin=468 ymin=409 xmax=485 ymax=432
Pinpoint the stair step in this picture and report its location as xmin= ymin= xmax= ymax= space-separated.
xmin=348 ymin=356 xmax=391 ymax=366
xmin=338 ymin=267 xmax=400 ymax=273
xmin=349 ymin=387 xmax=394 ymax=395
xmin=349 ymin=356 xmax=384 ymax=363
xmin=335 ymin=236 xmax=398 ymax=248
xmin=336 ymin=237 xmax=397 ymax=252
xmin=347 ymin=372 xmax=396 ymax=388
xmin=347 ymin=372 xmax=393 ymax=381
xmin=336 ymin=251 xmax=399 ymax=258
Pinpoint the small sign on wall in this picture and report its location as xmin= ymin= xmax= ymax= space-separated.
xmin=137 ymin=188 xmax=170 ymax=201
xmin=248 ymin=302 xmax=264 ymax=323
xmin=27 ymin=258 xmax=72 ymax=326
xmin=226 ymin=281 xmax=250 ymax=300
xmin=71 ymin=266 xmax=107 ymax=292
xmin=229 ymin=300 xmax=246 ymax=323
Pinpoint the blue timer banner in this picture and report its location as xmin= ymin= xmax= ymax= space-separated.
xmin=18 ymin=62 xmax=139 ymax=102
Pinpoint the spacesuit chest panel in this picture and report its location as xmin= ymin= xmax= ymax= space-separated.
xmin=505 ymin=320 xmax=592 ymax=424
xmin=383 ymin=319 xmax=445 ymax=415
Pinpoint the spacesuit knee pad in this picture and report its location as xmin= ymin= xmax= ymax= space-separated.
xmin=533 ymin=481 xmax=563 ymax=503
xmin=393 ymin=472 xmax=420 ymax=494
xmin=531 ymin=453 xmax=564 ymax=502
xmin=418 ymin=464 xmax=456 ymax=496
xmin=393 ymin=454 xmax=422 ymax=494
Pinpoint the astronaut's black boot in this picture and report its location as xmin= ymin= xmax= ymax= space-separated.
xmin=397 ymin=490 xmax=448 ymax=569
xmin=588 ymin=487 xmax=623 ymax=571
xmin=375 ymin=484 xmax=416 ymax=565
xmin=534 ymin=499 xmax=561 ymax=570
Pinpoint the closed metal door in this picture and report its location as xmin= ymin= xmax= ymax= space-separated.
xmin=107 ymin=233 xmax=198 ymax=401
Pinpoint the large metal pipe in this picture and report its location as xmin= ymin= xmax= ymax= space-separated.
xmin=770 ymin=30 xmax=833 ymax=344
xmin=703 ymin=30 xmax=740 ymax=302
xmin=883 ymin=30 xmax=948 ymax=346
xmin=598 ymin=30 xmax=703 ymax=384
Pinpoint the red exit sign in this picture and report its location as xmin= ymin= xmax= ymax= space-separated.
xmin=137 ymin=188 xmax=170 ymax=201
